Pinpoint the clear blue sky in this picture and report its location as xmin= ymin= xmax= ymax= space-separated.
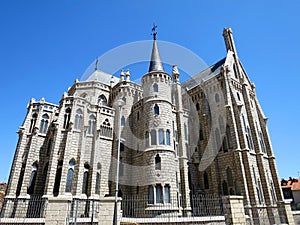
xmin=0 ymin=1 xmax=299 ymax=182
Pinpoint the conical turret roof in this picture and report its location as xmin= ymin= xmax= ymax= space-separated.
xmin=148 ymin=38 xmax=164 ymax=72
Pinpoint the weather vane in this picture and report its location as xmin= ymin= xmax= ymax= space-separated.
xmin=151 ymin=23 xmax=157 ymax=40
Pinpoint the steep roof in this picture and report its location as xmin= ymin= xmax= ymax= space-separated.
xmin=148 ymin=39 xmax=164 ymax=72
xmin=86 ymin=69 xmax=119 ymax=86
xmin=182 ymin=57 xmax=226 ymax=90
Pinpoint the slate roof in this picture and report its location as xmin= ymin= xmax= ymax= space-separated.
xmin=182 ymin=57 xmax=226 ymax=90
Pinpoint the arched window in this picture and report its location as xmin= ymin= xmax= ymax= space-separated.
xmin=82 ymin=163 xmax=90 ymax=195
xmin=204 ymin=171 xmax=209 ymax=189
xmin=196 ymin=103 xmax=200 ymax=111
xmin=122 ymin=97 xmax=126 ymax=103
xmin=98 ymin=95 xmax=107 ymax=106
xmin=153 ymin=83 xmax=158 ymax=92
xmin=87 ymin=115 xmax=96 ymax=135
xmin=156 ymin=184 xmax=163 ymax=203
xmin=155 ymin=154 xmax=161 ymax=170
xmin=148 ymin=186 xmax=154 ymax=204
xmin=166 ymin=130 xmax=171 ymax=145
xmin=227 ymin=167 xmax=233 ymax=186
xmin=29 ymin=113 xmax=38 ymax=133
xmin=159 ymin=129 xmax=165 ymax=145
xmin=53 ymin=160 xmax=63 ymax=196
xmin=215 ymin=93 xmax=220 ymax=103
xmin=121 ymin=116 xmax=125 ymax=127
xmin=40 ymin=114 xmax=49 ymax=134
xmin=164 ymin=184 xmax=171 ymax=203
xmin=65 ymin=159 xmax=75 ymax=193
xmin=74 ymin=109 xmax=83 ymax=129
xmin=27 ymin=162 xmax=38 ymax=195
xmin=63 ymin=108 xmax=71 ymax=129
xmin=154 ymin=104 xmax=159 ymax=115
xmin=151 ymin=130 xmax=157 ymax=145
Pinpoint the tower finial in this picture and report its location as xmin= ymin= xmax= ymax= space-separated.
xmin=151 ymin=23 xmax=157 ymax=40
xmin=95 ymin=58 xmax=99 ymax=71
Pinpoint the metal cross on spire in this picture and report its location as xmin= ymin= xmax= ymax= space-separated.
xmin=151 ymin=23 xmax=158 ymax=40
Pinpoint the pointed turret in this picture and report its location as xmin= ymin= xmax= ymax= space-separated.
xmin=148 ymin=25 xmax=164 ymax=72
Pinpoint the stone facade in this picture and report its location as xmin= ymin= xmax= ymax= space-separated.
xmin=0 ymin=28 xmax=295 ymax=224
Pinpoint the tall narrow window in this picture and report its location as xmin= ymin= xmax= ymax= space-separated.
xmin=156 ymin=184 xmax=163 ymax=203
xmin=151 ymin=130 xmax=157 ymax=145
xmin=74 ymin=109 xmax=83 ymax=129
xmin=199 ymin=128 xmax=204 ymax=140
xmin=119 ymin=159 xmax=124 ymax=176
xmin=222 ymin=181 xmax=228 ymax=195
xmin=98 ymin=95 xmax=107 ymax=106
xmin=65 ymin=159 xmax=75 ymax=193
xmin=82 ymin=163 xmax=90 ymax=195
xmin=215 ymin=93 xmax=220 ymax=103
xmin=95 ymin=172 xmax=101 ymax=195
xmin=237 ymin=92 xmax=241 ymax=101
xmin=40 ymin=114 xmax=49 ymax=134
xmin=122 ymin=97 xmax=126 ymax=103
xmin=53 ymin=160 xmax=63 ymax=197
xmin=166 ymin=130 xmax=171 ymax=145
xmin=29 ymin=113 xmax=38 ymax=133
xmin=153 ymin=83 xmax=158 ymax=92
xmin=87 ymin=115 xmax=96 ymax=134
xmin=120 ymin=143 xmax=124 ymax=152
xmin=155 ymin=154 xmax=161 ymax=170
xmin=196 ymin=103 xmax=200 ymax=111
xmin=121 ymin=116 xmax=125 ymax=126
xmin=184 ymin=123 xmax=188 ymax=140
xmin=241 ymin=114 xmax=247 ymax=132
xmin=148 ymin=186 xmax=154 ymax=204
xmin=164 ymin=184 xmax=171 ymax=203
xmin=65 ymin=168 xmax=74 ymax=193
xmin=227 ymin=167 xmax=233 ymax=186
xmin=16 ymin=163 xmax=26 ymax=197
xmin=154 ymin=104 xmax=159 ymax=115
xmin=63 ymin=108 xmax=71 ymax=129
xmin=204 ymin=171 xmax=209 ymax=189
xmin=145 ymin=131 xmax=149 ymax=148
xmin=159 ymin=129 xmax=165 ymax=145
xmin=226 ymin=125 xmax=233 ymax=149
xmin=27 ymin=162 xmax=38 ymax=195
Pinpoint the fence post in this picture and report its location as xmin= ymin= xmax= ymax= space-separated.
xmin=222 ymin=195 xmax=246 ymax=225
xmin=44 ymin=196 xmax=72 ymax=225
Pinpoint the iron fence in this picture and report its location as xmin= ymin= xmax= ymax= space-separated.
xmin=0 ymin=195 xmax=47 ymax=219
xmin=121 ymin=194 xmax=224 ymax=218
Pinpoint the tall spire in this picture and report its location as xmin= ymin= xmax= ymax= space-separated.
xmin=148 ymin=23 xmax=164 ymax=72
